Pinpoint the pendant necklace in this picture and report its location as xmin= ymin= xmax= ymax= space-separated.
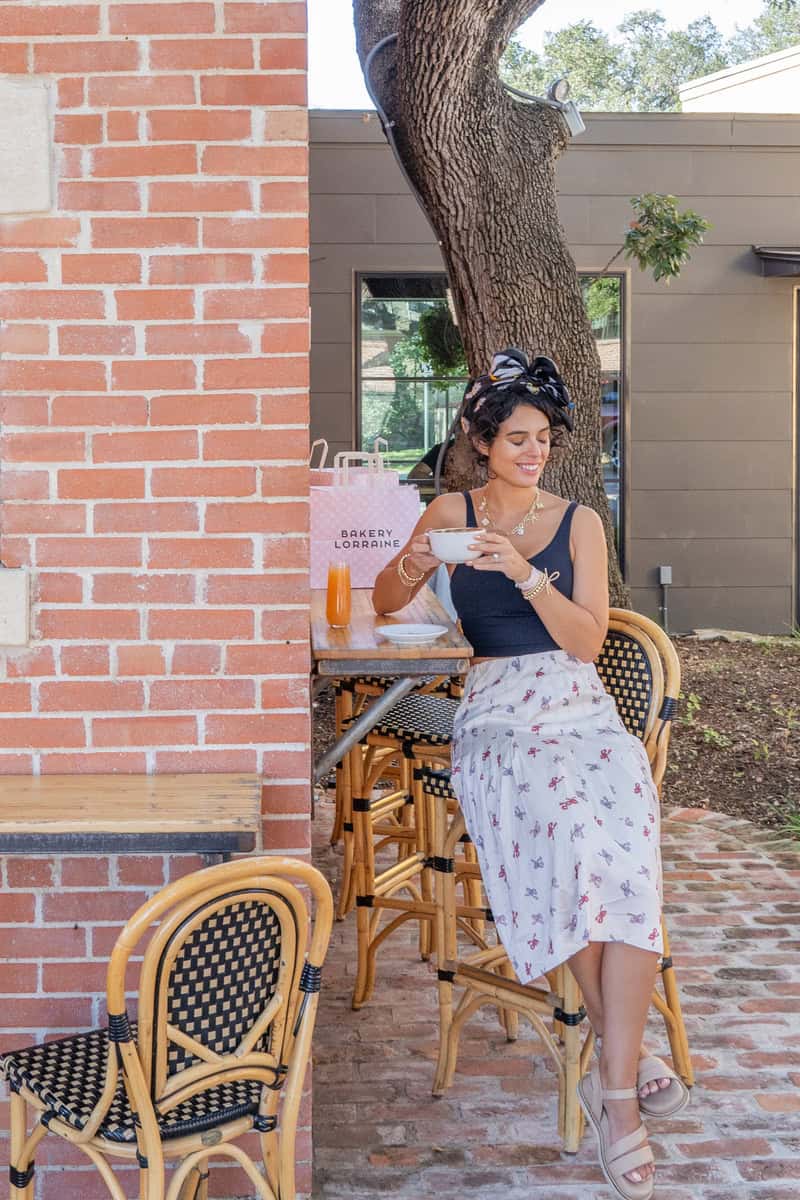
xmin=477 ymin=487 xmax=544 ymax=536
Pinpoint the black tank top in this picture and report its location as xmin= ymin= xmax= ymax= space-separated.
xmin=450 ymin=492 xmax=578 ymax=659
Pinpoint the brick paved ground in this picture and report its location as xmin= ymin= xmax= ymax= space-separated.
xmin=311 ymin=800 xmax=800 ymax=1199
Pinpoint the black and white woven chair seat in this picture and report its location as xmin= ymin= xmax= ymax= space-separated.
xmin=2 ymin=1025 xmax=264 ymax=1144
xmin=369 ymin=692 xmax=458 ymax=748
xmin=416 ymin=765 xmax=457 ymax=800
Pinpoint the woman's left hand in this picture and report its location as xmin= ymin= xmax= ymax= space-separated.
xmin=467 ymin=531 xmax=530 ymax=584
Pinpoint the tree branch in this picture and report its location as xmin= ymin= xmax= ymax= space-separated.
xmin=402 ymin=0 xmax=547 ymax=49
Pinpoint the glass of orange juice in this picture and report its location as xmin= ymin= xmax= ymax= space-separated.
xmin=326 ymin=561 xmax=351 ymax=628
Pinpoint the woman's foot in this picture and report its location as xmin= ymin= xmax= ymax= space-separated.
xmin=637 ymin=1044 xmax=671 ymax=1099
xmin=578 ymin=1065 xmax=655 ymax=1198
xmin=594 ymin=1033 xmax=671 ymax=1100
xmin=599 ymin=1066 xmax=655 ymax=1186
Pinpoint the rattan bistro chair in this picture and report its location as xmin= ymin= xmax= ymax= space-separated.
xmin=349 ymin=690 xmax=459 ymax=1007
xmin=2 ymin=857 xmax=333 ymax=1200
xmin=431 ymin=609 xmax=693 ymax=1153
xmin=331 ymin=675 xmax=462 ymax=921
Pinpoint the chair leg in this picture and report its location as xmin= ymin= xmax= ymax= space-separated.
xmin=434 ymin=991 xmax=486 ymax=1094
xmin=419 ymin=865 xmax=434 ymax=961
xmin=557 ymin=965 xmax=585 ymax=1154
xmin=658 ymin=920 xmax=694 ymax=1086
xmin=497 ymin=957 xmax=520 ymax=1042
xmin=330 ymin=759 xmax=346 ymax=846
xmin=9 ymin=1092 xmax=36 ymax=1199
xmin=335 ymin=691 xmax=358 ymax=920
xmin=176 ymin=1165 xmax=208 ymax=1200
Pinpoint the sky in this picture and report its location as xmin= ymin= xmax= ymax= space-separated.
xmin=308 ymin=0 xmax=766 ymax=108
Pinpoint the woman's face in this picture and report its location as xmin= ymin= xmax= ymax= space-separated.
xmin=479 ymin=403 xmax=551 ymax=487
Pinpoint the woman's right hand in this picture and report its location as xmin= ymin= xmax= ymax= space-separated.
xmin=405 ymin=533 xmax=442 ymax=575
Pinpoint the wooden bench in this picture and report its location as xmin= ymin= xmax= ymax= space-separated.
xmin=0 ymin=774 xmax=261 ymax=859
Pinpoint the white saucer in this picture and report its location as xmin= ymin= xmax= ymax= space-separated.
xmin=376 ymin=623 xmax=448 ymax=645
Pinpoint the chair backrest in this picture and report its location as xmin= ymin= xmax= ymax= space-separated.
xmin=596 ymin=608 xmax=681 ymax=792
xmin=105 ymin=857 xmax=332 ymax=1146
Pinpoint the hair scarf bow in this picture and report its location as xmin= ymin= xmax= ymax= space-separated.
xmin=460 ymin=348 xmax=574 ymax=433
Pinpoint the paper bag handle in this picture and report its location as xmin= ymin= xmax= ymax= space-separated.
xmin=309 ymin=439 xmax=329 ymax=469
xmin=333 ymin=451 xmax=382 ymax=485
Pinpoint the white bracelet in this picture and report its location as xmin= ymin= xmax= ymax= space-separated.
xmin=515 ymin=566 xmax=542 ymax=592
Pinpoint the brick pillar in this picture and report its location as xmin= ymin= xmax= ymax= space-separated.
xmin=0 ymin=3 xmax=312 ymax=1195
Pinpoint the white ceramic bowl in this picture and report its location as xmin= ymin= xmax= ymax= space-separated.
xmin=428 ymin=527 xmax=481 ymax=564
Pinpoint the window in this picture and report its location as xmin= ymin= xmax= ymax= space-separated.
xmin=359 ymin=274 xmax=468 ymax=478
xmin=581 ymin=275 xmax=623 ymax=545
xmin=357 ymin=271 xmax=624 ymax=543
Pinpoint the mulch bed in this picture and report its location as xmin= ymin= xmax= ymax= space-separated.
xmin=665 ymin=635 xmax=800 ymax=829
xmin=313 ymin=636 xmax=800 ymax=833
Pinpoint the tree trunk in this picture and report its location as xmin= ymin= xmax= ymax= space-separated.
xmin=353 ymin=0 xmax=629 ymax=605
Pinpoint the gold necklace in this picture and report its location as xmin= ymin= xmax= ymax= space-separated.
xmin=477 ymin=487 xmax=544 ymax=536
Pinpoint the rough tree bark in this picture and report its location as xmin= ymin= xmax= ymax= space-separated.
xmin=353 ymin=0 xmax=629 ymax=604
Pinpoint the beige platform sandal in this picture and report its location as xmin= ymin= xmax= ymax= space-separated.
xmin=636 ymin=1054 xmax=690 ymax=1117
xmin=595 ymin=1034 xmax=690 ymax=1118
xmin=577 ymin=1065 xmax=655 ymax=1200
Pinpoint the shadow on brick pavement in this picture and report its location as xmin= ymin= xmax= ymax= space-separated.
xmin=311 ymin=795 xmax=800 ymax=1199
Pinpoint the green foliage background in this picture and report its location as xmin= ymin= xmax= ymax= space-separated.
xmin=502 ymin=2 xmax=800 ymax=112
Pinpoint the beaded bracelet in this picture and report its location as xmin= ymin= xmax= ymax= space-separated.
xmin=515 ymin=566 xmax=541 ymax=592
xmin=521 ymin=567 xmax=560 ymax=602
xmin=397 ymin=553 xmax=426 ymax=588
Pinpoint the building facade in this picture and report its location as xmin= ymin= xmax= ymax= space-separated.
xmin=0 ymin=4 xmax=312 ymax=1195
xmin=310 ymin=109 xmax=799 ymax=634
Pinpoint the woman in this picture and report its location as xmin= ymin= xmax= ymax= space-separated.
xmin=372 ymin=350 xmax=688 ymax=1200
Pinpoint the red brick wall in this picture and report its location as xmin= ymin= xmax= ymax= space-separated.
xmin=0 ymin=3 xmax=312 ymax=1194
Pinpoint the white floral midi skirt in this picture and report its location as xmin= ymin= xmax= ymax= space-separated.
xmin=450 ymin=650 xmax=663 ymax=984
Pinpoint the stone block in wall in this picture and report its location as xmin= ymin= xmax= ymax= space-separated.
xmin=0 ymin=79 xmax=51 ymax=214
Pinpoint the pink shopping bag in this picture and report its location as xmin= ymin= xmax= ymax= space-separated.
xmin=310 ymin=473 xmax=421 ymax=588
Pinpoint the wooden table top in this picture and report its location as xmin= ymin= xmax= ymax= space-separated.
xmin=0 ymin=774 xmax=261 ymax=853
xmin=311 ymin=587 xmax=472 ymax=665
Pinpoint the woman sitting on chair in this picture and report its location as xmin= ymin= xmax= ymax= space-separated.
xmin=372 ymin=349 xmax=688 ymax=1200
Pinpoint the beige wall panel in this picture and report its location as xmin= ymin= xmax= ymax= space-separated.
xmin=631 ymin=585 xmax=791 ymax=633
xmin=631 ymin=293 xmax=792 ymax=345
xmin=581 ymin=194 xmax=800 ymax=249
xmin=309 ymin=194 xmax=376 ymax=244
xmin=630 ymin=440 xmax=791 ymax=491
xmin=311 ymin=341 xmax=351 ymax=395
xmin=685 ymin=149 xmax=800 ymax=196
xmin=311 ymin=243 xmax=445 ymax=292
xmin=310 ymin=292 xmax=353 ymax=344
xmin=729 ymin=117 xmax=800 ymax=146
xmin=632 ymin=489 xmax=791 ymax=538
xmin=629 ymin=537 xmax=791 ymax=587
xmin=574 ymin=113 xmax=800 ymax=147
xmin=310 ymin=144 xmax=411 ymax=194
xmin=631 ymin=342 xmax=789 ymax=392
xmin=573 ymin=245 xmax=781 ymax=292
xmin=557 ymin=149 xmax=695 ymax=196
xmin=677 ymin=195 xmax=800 ymax=247
xmin=375 ymin=194 xmax=437 ymax=243
xmin=560 ymin=147 xmax=800 ymax=197
xmin=632 ymin=392 xmax=791 ymax=442
xmin=310 ymin=112 xmax=385 ymax=145
xmin=311 ymin=392 xmax=354 ymax=445
xmin=555 ymin=194 xmax=591 ymax=243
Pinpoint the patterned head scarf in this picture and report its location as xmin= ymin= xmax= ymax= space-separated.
xmin=461 ymin=348 xmax=574 ymax=433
